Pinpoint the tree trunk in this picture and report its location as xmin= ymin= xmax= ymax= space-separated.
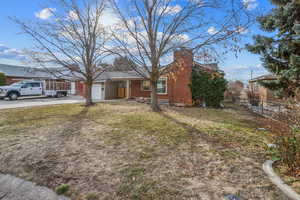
xmin=85 ymin=79 xmax=94 ymax=106
xmin=150 ymin=81 xmax=161 ymax=112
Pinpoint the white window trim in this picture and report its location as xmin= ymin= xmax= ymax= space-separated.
xmin=140 ymin=77 xmax=168 ymax=94
xmin=157 ymin=77 xmax=168 ymax=95
xmin=141 ymin=80 xmax=151 ymax=91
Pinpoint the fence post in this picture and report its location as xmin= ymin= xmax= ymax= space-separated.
xmin=261 ymin=100 xmax=264 ymax=115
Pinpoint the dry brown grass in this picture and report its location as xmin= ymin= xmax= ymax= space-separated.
xmin=0 ymin=102 xmax=288 ymax=200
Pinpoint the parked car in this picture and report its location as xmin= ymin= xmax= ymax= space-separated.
xmin=0 ymin=80 xmax=70 ymax=100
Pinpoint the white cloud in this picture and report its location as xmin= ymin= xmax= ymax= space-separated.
xmin=0 ymin=44 xmax=26 ymax=61
xmin=222 ymin=64 xmax=268 ymax=82
xmin=242 ymin=0 xmax=258 ymax=10
xmin=35 ymin=8 xmax=56 ymax=20
xmin=68 ymin=10 xmax=78 ymax=20
xmin=158 ymin=5 xmax=182 ymax=15
xmin=207 ymin=26 xmax=218 ymax=35
xmin=101 ymin=9 xmax=120 ymax=27
xmin=236 ymin=26 xmax=248 ymax=34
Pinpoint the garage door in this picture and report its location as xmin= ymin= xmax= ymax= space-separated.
xmin=92 ymin=84 xmax=103 ymax=100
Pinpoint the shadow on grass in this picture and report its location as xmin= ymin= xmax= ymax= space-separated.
xmin=59 ymin=106 xmax=90 ymax=137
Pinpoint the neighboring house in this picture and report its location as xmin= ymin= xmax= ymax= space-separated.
xmin=0 ymin=64 xmax=55 ymax=85
xmin=249 ymin=74 xmax=300 ymax=103
xmin=249 ymin=74 xmax=277 ymax=102
xmin=225 ymin=81 xmax=244 ymax=102
xmin=0 ymin=64 xmax=76 ymax=95
xmin=76 ymin=48 xmax=222 ymax=106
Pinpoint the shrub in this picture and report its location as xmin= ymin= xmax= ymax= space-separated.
xmin=86 ymin=193 xmax=99 ymax=200
xmin=272 ymin=103 xmax=300 ymax=176
xmin=0 ymin=73 xmax=6 ymax=86
xmin=276 ymin=131 xmax=300 ymax=175
xmin=55 ymin=184 xmax=70 ymax=195
xmin=189 ymin=68 xmax=227 ymax=108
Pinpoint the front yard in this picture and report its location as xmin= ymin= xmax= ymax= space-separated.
xmin=0 ymin=101 xmax=288 ymax=199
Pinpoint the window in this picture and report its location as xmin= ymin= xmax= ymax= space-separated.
xmin=141 ymin=78 xmax=167 ymax=94
xmin=31 ymin=82 xmax=41 ymax=87
xmin=157 ymin=78 xmax=167 ymax=94
xmin=141 ymin=80 xmax=151 ymax=91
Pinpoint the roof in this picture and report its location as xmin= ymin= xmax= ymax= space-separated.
xmin=194 ymin=62 xmax=219 ymax=71
xmin=0 ymin=64 xmax=54 ymax=79
xmin=249 ymin=74 xmax=277 ymax=82
xmin=95 ymin=71 xmax=143 ymax=81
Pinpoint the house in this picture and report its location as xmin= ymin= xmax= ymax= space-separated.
xmin=0 ymin=64 xmax=76 ymax=94
xmin=0 ymin=49 xmax=222 ymax=105
xmin=249 ymin=74 xmax=277 ymax=103
xmin=0 ymin=64 xmax=55 ymax=84
xmin=76 ymin=48 xmax=222 ymax=106
xmin=249 ymin=74 xmax=300 ymax=103
xmin=225 ymin=81 xmax=245 ymax=102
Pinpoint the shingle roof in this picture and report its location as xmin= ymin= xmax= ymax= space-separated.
xmin=0 ymin=64 xmax=54 ymax=79
xmin=95 ymin=71 xmax=144 ymax=81
xmin=249 ymin=74 xmax=277 ymax=82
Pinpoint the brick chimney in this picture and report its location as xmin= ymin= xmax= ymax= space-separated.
xmin=168 ymin=47 xmax=194 ymax=106
xmin=173 ymin=47 xmax=193 ymax=64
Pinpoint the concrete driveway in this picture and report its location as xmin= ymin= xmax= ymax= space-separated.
xmin=0 ymin=95 xmax=85 ymax=110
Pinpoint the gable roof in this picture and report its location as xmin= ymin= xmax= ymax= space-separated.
xmin=0 ymin=64 xmax=54 ymax=79
xmin=95 ymin=71 xmax=143 ymax=81
xmin=249 ymin=74 xmax=277 ymax=82
xmin=193 ymin=62 xmax=224 ymax=74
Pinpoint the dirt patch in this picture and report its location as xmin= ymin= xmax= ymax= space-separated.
xmin=0 ymin=102 xmax=289 ymax=199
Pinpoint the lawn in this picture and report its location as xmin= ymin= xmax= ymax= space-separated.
xmin=0 ymin=101 xmax=288 ymax=200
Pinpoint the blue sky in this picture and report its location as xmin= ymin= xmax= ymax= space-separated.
xmin=0 ymin=0 xmax=274 ymax=82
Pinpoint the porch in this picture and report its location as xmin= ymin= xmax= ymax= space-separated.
xmin=104 ymin=79 xmax=132 ymax=100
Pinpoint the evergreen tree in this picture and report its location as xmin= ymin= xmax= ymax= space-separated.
xmin=246 ymin=0 xmax=300 ymax=97
xmin=0 ymin=73 xmax=6 ymax=86
xmin=189 ymin=68 xmax=227 ymax=108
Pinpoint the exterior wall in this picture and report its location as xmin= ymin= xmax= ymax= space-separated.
xmin=167 ymin=49 xmax=193 ymax=105
xmin=258 ymin=86 xmax=268 ymax=102
xmin=105 ymin=80 xmax=118 ymax=100
xmin=75 ymin=81 xmax=86 ymax=97
xmin=250 ymin=81 xmax=277 ymax=103
xmin=130 ymin=80 xmax=169 ymax=100
xmin=129 ymin=49 xmax=193 ymax=106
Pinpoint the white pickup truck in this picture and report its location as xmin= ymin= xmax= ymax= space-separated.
xmin=0 ymin=80 xmax=70 ymax=100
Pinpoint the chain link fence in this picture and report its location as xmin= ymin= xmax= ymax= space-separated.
xmin=238 ymin=98 xmax=290 ymax=118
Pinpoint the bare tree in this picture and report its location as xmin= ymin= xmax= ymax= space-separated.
xmin=109 ymin=0 xmax=255 ymax=111
xmin=111 ymin=56 xmax=136 ymax=71
xmin=12 ymin=0 xmax=110 ymax=106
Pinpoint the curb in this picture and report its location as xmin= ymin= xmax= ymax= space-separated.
xmin=263 ymin=160 xmax=300 ymax=200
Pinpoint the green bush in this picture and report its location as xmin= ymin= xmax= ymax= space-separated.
xmin=189 ymin=68 xmax=227 ymax=108
xmin=86 ymin=193 xmax=99 ymax=200
xmin=271 ymin=104 xmax=300 ymax=176
xmin=55 ymin=184 xmax=70 ymax=195
xmin=0 ymin=73 xmax=6 ymax=86
xmin=274 ymin=125 xmax=300 ymax=176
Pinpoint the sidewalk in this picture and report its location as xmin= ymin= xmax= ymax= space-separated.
xmin=0 ymin=174 xmax=70 ymax=200
xmin=0 ymin=96 xmax=84 ymax=110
